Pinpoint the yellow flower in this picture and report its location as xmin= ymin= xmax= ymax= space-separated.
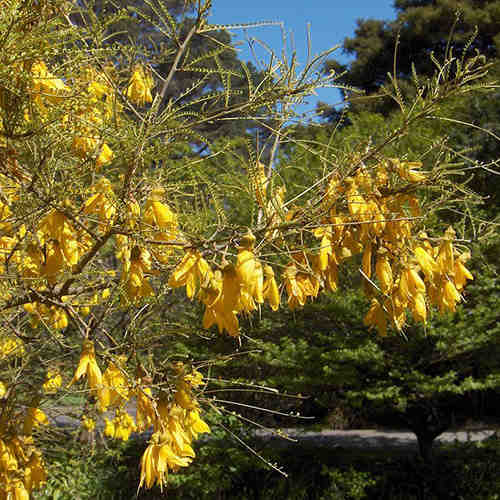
xmin=186 ymin=410 xmax=211 ymax=440
xmin=396 ymin=160 xmax=426 ymax=183
xmin=126 ymin=66 xmax=154 ymax=106
xmin=345 ymin=179 xmax=366 ymax=217
xmin=313 ymin=226 xmax=333 ymax=272
xmin=83 ymin=178 xmax=116 ymax=229
xmin=283 ymin=263 xmax=306 ymax=310
xmin=408 ymin=267 xmax=426 ymax=295
xmin=143 ymin=189 xmax=178 ymax=263
xmin=0 ymin=438 xmax=18 ymax=471
xmin=265 ymin=185 xmax=287 ymax=240
xmin=82 ymin=415 xmax=96 ymax=432
xmin=202 ymin=265 xmax=241 ymax=336
xmin=442 ymin=280 xmax=461 ymax=312
xmin=31 ymin=61 xmax=69 ymax=103
xmin=364 ymin=298 xmax=387 ymax=336
xmin=25 ymin=450 xmax=47 ymax=492
xmin=136 ymin=386 xmax=156 ymax=432
xmin=11 ymin=480 xmax=30 ymax=500
xmin=411 ymin=293 xmax=427 ymax=324
xmin=361 ymin=243 xmax=372 ymax=279
xmin=124 ymin=246 xmax=154 ymax=301
xmin=144 ymin=199 xmax=177 ymax=231
xmin=68 ymin=340 xmax=103 ymax=391
xmin=184 ymin=369 xmax=204 ymax=388
xmin=0 ymin=336 xmax=25 ymax=359
xmin=23 ymin=408 xmax=49 ymax=435
xmin=72 ymin=134 xmax=98 ymax=157
xmin=114 ymin=411 xmax=137 ymax=441
xmin=375 ymin=249 xmax=393 ymax=294
xmin=95 ymin=143 xmax=114 ymax=168
xmin=104 ymin=418 xmax=115 ymax=438
xmin=169 ymin=251 xmax=212 ymax=299
xmin=43 ymin=240 xmax=65 ymax=279
xmin=22 ymin=244 xmax=44 ymax=278
xmin=323 ymin=255 xmax=339 ymax=292
xmin=253 ymin=161 xmax=269 ymax=208
xmin=236 ymin=247 xmax=264 ymax=312
xmin=105 ymin=411 xmax=136 ymax=441
xmin=38 ymin=210 xmax=80 ymax=269
xmin=453 ymin=252 xmax=473 ymax=291
xmin=386 ymin=294 xmax=406 ymax=331
xmin=263 ymin=265 xmax=280 ymax=311
xmin=414 ymin=246 xmax=438 ymax=281
xmin=139 ymin=428 xmax=193 ymax=490
xmin=436 ymin=226 xmax=455 ymax=274
xmin=42 ymin=369 xmax=62 ymax=393
xmin=175 ymin=386 xmax=195 ymax=410
xmin=98 ymin=357 xmax=129 ymax=411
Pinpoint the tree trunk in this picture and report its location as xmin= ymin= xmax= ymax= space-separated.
xmin=416 ymin=433 xmax=435 ymax=463
xmin=406 ymin=403 xmax=453 ymax=462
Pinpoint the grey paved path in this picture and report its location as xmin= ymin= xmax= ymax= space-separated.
xmin=251 ymin=428 xmax=498 ymax=451
xmin=50 ymin=407 xmax=497 ymax=451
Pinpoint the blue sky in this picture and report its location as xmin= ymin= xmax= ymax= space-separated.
xmin=209 ymin=1 xmax=397 ymax=117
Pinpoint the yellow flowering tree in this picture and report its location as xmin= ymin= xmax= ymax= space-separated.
xmin=0 ymin=0 xmax=492 ymax=496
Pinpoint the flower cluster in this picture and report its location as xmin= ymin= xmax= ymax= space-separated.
xmin=139 ymin=366 xmax=210 ymax=490
xmin=0 ymin=409 xmax=48 ymax=499
xmin=67 ymin=347 xmax=211 ymax=491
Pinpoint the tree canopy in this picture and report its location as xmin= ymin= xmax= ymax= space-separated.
xmin=325 ymin=0 xmax=500 ymax=98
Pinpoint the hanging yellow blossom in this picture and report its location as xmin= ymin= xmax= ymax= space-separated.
xmin=362 ymin=242 xmax=372 ymax=279
xmin=82 ymin=415 xmax=96 ymax=432
xmin=375 ymin=248 xmax=393 ymax=294
xmin=31 ymin=61 xmax=69 ymax=105
xmin=186 ymin=409 xmax=211 ymax=440
xmin=202 ymin=264 xmax=240 ymax=336
xmin=253 ymin=161 xmax=269 ymax=208
xmin=0 ymin=335 xmax=25 ymax=359
xmin=104 ymin=411 xmax=136 ymax=441
xmin=98 ymin=356 xmax=130 ymax=411
xmin=24 ymin=450 xmax=47 ymax=493
xmin=283 ymin=264 xmax=307 ymax=310
xmin=42 ymin=369 xmax=62 ymax=393
xmin=23 ymin=408 xmax=49 ymax=435
xmin=143 ymin=188 xmax=177 ymax=231
xmin=392 ymin=159 xmax=427 ymax=183
xmin=453 ymin=252 xmax=474 ymax=291
xmin=124 ymin=246 xmax=154 ymax=301
xmin=414 ymin=246 xmax=438 ymax=281
xmin=37 ymin=210 xmax=81 ymax=270
xmin=236 ymin=243 xmax=264 ymax=313
xmin=442 ymin=279 xmax=461 ymax=312
xmin=136 ymin=385 xmax=156 ymax=433
xmin=21 ymin=243 xmax=44 ymax=278
xmin=184 ymin=369 xmax=204 ymax=388
xmin=72 ymin=133 xmax=98 ymax=158
xmin=364 ymin=298 xmax=387 ymax=336
xmin=436 ymin=226 xmax=455 ymax=274
xmin=68 ymin=340 xmax=103 ymax=391
xmin=95 ymin=143 xmax=114 ymax=168
xmin=126 ymin=66 xmax=154 ymax=106
xmin=313 ymin=226 xmax=334 ymax=272
xmin=411 ymin=293 xmax=427 ymax=324
xmin=169 ymin=250 xmax=212 ymax=299
xmin=83 ymin=177 xmax=116 ymax=230
xmin=263 ymin=265 xmax=280 ymax=311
